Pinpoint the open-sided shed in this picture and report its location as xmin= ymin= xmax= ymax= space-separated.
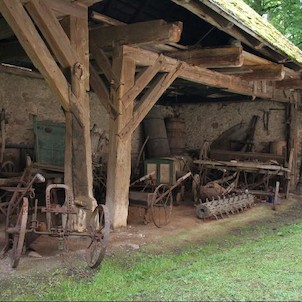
xmin=0 ymin=0 xmax=301 ymax=229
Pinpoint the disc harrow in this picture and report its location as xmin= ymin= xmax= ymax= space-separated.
xmin=196 ymin=192 xmax=255 ymax=220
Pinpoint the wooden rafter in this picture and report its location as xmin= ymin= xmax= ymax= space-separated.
xmin=119 ymin=63 xmax=185 ymax=140
xmin=0 ymin=0 xmax=70 ymax=111
xmin=124 ymin=45 xmax=295 ymax=103
xmin=275 ymin=79 xmax=302 ymax=89
xmin=26 ymin=0 xmax=78 ymax=69
xmin=238 ymin=64 xmax=285 ymax=81
xmin=90 ymin=19 xmax=183 ymax=49
xmin=166 ymin=46 xmax=244 ymax=68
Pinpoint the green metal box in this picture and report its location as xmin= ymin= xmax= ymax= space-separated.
xmin=34 ymin=120 xmax=65 ymax=168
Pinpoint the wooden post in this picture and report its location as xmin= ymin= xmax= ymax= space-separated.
xmin=272 ymin=181 xmax=280 ymax=211
xmin=106 ymin=46 xmax=136 ymax=228
xmin=64 ymin=15 xmax=97 ymax=231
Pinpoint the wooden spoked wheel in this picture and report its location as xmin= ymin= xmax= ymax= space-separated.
xmin=86 ymin=204 xmax=110 ymax=269
xmin=10 ymin=197 xmax=28 ymax=268
xmin=151 ymin=184 xmax=173 ymax=228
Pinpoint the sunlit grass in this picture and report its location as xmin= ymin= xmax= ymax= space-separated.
xmin=10 ymin=220 xmax=302 ymax=301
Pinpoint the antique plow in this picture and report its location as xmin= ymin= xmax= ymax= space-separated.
xmin=2 ymin=176 xmax=110 ymax=269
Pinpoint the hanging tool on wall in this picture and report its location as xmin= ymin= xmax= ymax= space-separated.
xmin=262 ymin=110 xmax=269 ymax=134
xmin=241 ymin=115 xmax=259 ymax=152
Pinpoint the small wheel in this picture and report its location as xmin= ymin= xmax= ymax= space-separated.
xmin=86 ymin=204 xmax=110 ymax=269
xmin=10 ymin=197 xmax=28 ymax=268
xmin=196 ymin=203 xmax=211 ymax=219
xmin=151 ymin=184 xmax=173 ymax=228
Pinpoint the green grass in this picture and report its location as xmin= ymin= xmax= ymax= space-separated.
xmin=7 ymin=220 xmax=302 ymax=301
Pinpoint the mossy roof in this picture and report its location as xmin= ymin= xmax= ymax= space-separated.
xmin=204 ymin=0 xmax=302 ymax=65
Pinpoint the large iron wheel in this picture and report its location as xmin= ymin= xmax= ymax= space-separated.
xmin=151 ymin=184 xmax=173 ymax=228
xmin=9 ymin=197 xmax=28 ymax=268
xmin=86 ymin=204 xmax=110 ymax=269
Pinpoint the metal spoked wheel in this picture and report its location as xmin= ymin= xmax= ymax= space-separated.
xmin=86 ymin=204 xmax=110 ymax=269
xmin=9 ymin=197 xmax=28 ymax=268
xmin=151 ymin=184 xmax=173 ymax=228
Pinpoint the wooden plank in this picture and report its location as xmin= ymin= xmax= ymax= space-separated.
xmin=121 ymin=55 xmax=165 ymax=109
xmin=166 ymin=46 xmax=244 ymax=68
xmin=90 ymin=41 xmax=120 ymax=87
xmin=275 ymin=79 xmax=302 ymax=89
xmin=119 ymin=63 xmax=184 ymax=140
xmin=90 ymin=63 xmax=119 ymax=118
xmin=90 ymin=19 xmax=183 ymax=49
xmin=0 ymin=0 xmax=70 ymax=111
xmin=26 ymin=0 xmax=78 ymax=68
xmin=124 ymin=45 xmax=294 ymax=103
xmin=239 ymin=64 xmax=285 ymax=81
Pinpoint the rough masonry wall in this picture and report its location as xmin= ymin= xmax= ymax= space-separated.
xmin=0 ymin=73 xmax=142 ymax=168
xmin=176 ymin=101 xmax=286 ymax=153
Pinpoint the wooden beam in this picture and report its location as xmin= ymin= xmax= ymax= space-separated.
xmin=90 ymin=19 xmax=183 ymax=49
xmin=44 ymin=0 xmax=87 ymax=19
xmin=90 ymin=41 xmax=120 ymax=87
xmin=166 ymin=46 xmax=244 ymax=68
xmin=26 ymin=0 xmax=78 ymax=68
xmin=90 ymin=63 xmax=119 ymax=118
xmin=90 ymin=11 xmax=124 ymax=26
xmin=275 ymin=79 xmax=302 ymax=89
xmin=119 ymin=63 xmax=184 ymax=140
xmin=121 ymin=54 xmax=165 ymax=109
xmin=0 ymin=0 xmax=70 ymax=111
xmin=238 ymin=64 xmax=285 ymax=81
xmin=106 ymin=46 xmax=136 ymax=228
xmin=124 ymin=45 xmax=294 ymax=103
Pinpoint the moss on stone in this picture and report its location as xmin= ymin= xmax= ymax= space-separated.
xmin=205 ymin=0 xmax=302 ymax=65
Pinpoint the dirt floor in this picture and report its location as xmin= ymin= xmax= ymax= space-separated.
xmin=1 ymin=194 xmax=302 ymax=290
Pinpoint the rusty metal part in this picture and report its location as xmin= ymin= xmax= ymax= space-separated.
xmin=151 ymin=184 xmax=173 ymax=228
xmin=10 ymin=197 xmax=28 ymax=268
xmin=196 ymin=192 xmax=255 ymax=220
xmin=86 ymin=204 xmax=110 ymax=269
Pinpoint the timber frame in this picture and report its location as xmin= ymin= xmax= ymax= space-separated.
xmin=1 ymin=0 xmax=302 ymax=228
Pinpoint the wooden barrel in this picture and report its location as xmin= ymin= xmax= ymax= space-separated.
xmin=143 ymin=108 xmax=170 ymax=158
xmin=270 ymin=140 xmax=286 ymax=156
xmin=166 ymin=118 xmax=185 ymax=155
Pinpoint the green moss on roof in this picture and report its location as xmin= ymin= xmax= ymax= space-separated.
xmin=205 ymin=0 xmax=302 ymax=65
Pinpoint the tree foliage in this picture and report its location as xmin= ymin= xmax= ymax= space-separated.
xmin=243 ymin=0 xmax=302 ymax=48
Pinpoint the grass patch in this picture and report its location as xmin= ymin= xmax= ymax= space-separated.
xmin=5 ymin=218 xmax=302 ymax=301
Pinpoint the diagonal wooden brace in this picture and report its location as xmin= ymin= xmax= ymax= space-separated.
xmin=118 ymin=62 xmax=185 ymax=140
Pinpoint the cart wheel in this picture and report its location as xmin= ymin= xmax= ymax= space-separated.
xmin=86 ymin=204 xmax=110 ymax=269
xmin=10 ymin=197 xmax=28 ymax=268
xmin=151 ymin=184 xmax=173 ymax=228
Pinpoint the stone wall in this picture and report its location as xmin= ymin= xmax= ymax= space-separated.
xmin=0 ymin=73 xmax=142 ymax=169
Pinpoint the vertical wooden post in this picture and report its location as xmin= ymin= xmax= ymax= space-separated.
xmin=106 ymin=46 xmax=136 ymax=228
xmin=289 ymin=101 xmax=299 ymax=191
xmin=62 ymin=14 xmax=97 ymax=231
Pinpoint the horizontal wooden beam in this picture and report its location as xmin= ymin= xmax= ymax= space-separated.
xmin=0 ymin=0 xmax=70 ymax=111
xmin=123 ymin=45 xmax=294 ymax=103
xmin=217 ymin=64 xmax=285 ymax=81
xmin=90 ymin=11 xmax=124 ymax=26
xmin=90 ymin=19 xmax=183 ymax=49
xmin=166 ymin=46 xmax=243 ymax=68
xmin=275 ymin=79 xmax=302 ymax=89
xmin=239 ymin=64 xmax=285 ymax=81
xmin=26 ymin=0 xmax=78 ymax=69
